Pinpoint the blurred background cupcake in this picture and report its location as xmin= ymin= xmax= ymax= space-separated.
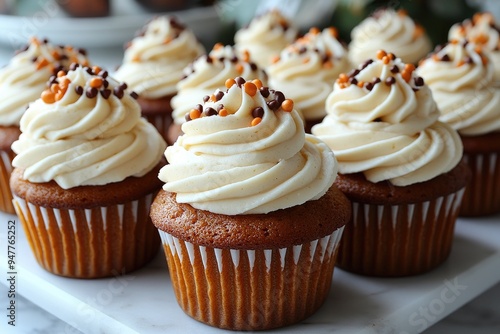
xmin=417 ymin=39 xmax=500 ymax=216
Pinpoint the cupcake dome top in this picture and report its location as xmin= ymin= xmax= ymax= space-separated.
xmin=160 ymin=77 xmax=337 ymax=215
xmin=348 ymin=8 xmax=432 ymax=65
xmin=267 ymin=26 xmax=350 ymax=120
xmin=114 ymin=16 xmax=205 ymax=98
xmin=171 ymin=44 xmax=268 ymax=125
xmin=11 ymin=65 xmax=166 ymax=189
xmin=234 ymin=9 xmax=298 ymax=68
xmin=0 ymin=37 xmax=90 ymax=127
xmin=312 ymin=50 xmax=462 ymax=186
xmin=417 ymin=39 xmax=500 ymax=135
xmin=448 ymin=12 xmax=500 ymax=82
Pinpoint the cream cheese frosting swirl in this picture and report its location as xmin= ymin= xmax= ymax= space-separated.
xmin=448 ymin=12 xmax=500 ymax=84
xmin=171 ymin=44 xmax=268 ymax=125
xmin=159 ymin=77 xmax=337 ymax=215
xmin=12 ymin=65 xmax=166 ymax=189
xmin=267 ymin=27 xmax=349 ymax=121
xmin=416 ymin=40 xmax=500 ymax=135
xmin=0 ymin=37 xmax=90 ymax=127
xmin=349 ymin=8 xmax=432 ymax=66
xmin=114 ymin=16 xmax=205 ymax=99
xmin=312 ymin=51 xmax=462 ymax=186
xmin=234 ymin=10 xmax=298 ymax=68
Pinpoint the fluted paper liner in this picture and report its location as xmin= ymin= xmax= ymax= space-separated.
xmin=337 ymin=189 xmax=465 ymax=277
xmin=13 ymin=194 xmax=159 ymax=278
xmin=0 ymin=150 xmax=16 ymax=214
xmin=159 ymin=228 xmax=344 ymax=331
xmin=460 ymin=152 xmax=500 ymax=216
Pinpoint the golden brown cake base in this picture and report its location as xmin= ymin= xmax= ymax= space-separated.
xmin=10 ymin=165 xmax=163 ymax=278
xmin=137 ymin=95 xmax=174 ymax=142
xmin=459 ymin=132 xmax=500 ymax=216
xmin=0 ymin=125 xmax=21 ymax=214
xmin=151 ymin=187 xmax=351 ymax=330
xmin=335 ymin=160 xmax=469 ymax=277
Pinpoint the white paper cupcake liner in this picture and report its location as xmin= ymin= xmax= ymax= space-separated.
xmin=158 ymin=227 xmax=344 ymax=330
xmin=13 ymin=193 xmax=159 ymax=278
xmin=337 ymin=188 xmax=465 ymax=276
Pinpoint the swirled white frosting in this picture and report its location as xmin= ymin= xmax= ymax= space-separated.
xmin=114 ymin=16 xmax=205 ymax=99
xmin=267 ymin=27 xmax=349 ymax=121
xmin=159 ymin=80 xmax=337 ymax=215
xmin=234 ymin=10 xmax=298 ymax=68
xmin=449 ymin=12 xmax=500 ymax=83
xmin=0 ymin=38 xmax=89 ymax=127
xmin=349 ymin=8 xmax=432 ymax=66
xmin=12 ymin=66 xmax=166 ymax=189
xmin=171 ymin=45 xmax=268 ymax=124
xmin=417 ymin=40 xmax=500 ymax=135
xmin=312 ymin=53 xmax=462 ymax=186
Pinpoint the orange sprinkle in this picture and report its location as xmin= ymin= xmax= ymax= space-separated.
xmin=481 ymin=55 xmax=488 ymax=65
xmin=388 ymin=53 xmax=396 ymax=60
xmin=163 ymin=37 xmax=172 ymax=44
xmin=242 ymin=50 xmax=250 ymax=62
xmin=236 ymin=63 xmax=244 ymax=74
xmin=65 ymin=45 xmax=73 ymax=51
xmin=213 ymin=42 xmax=223 ymax=50
xmin=281 ymin=99 xmax=294 ymax=112
xmin=309 ymin=27 xmax=320 ymax=35
xmin=252 ymin=79 xmax=263 ymax=89
xmin=473 ymin=34 xmax=489 ymax=44
xmin=51 ymin=50 xmax=61 ymax=60
xmin=90 ymin=77 xmax=103 ymax=88
xmin=36 ymin=58 xmax=49 ymax=70
xmin=271 ymin=55 xmax=280 ymax=64
xmin=404 ymin=63 xmax=416 ymax=72
xmin=218 ymin=108 xmax=228 ymax=117
xmin=302 ymin=57 xmax=310 ymax=64
xmin=397 ymin=9 xmax=408 ymax=16
xmin=55 ymin=91 xmax=65 ymax=101
xmin=475 ymin=45 xmax=483 ymax=54
xmin=251 ymin=117 xmax=262 ymax=126
xmin=457 ymin=60 xmax=465 ymax=67
xmin=357 ymin=81 xmax=365 ymax=88
xmin=225 ymin=78 xmax=236 ymax=88
xmin=338 ymin=73 xmax=349 ymax=83
xmin=339 ymin=83 xmax=347 ymax=89
xmin=401 ymin=70 xmax=411 ymax=82
xmin=382 ymin=56 xmax=390 ymax=64
xmin=323 ymin=60 xmax=333 ymax=69
xmin=413 ymin=25 xmax=424 ymax=39
xmin=450 ymin=39 xmax=459 ymax=44
xmin=41 ymin=90 xmax=55 ymax=104
xmin=92 ymin=66 xmax=102 ymax=74
xmin=210 ymin=94 xmax=216 ymax=102
xmin=327 ymin=27 xmax=338 ymax=38
xmin=30 ymin=37 xmax=41 ymax=46
xmin=57 ymin=70 xmax=66 ymax=77
xmin=50 ymin=83 xmax=60 ymax=93
xmin=189 ymin=108 xmax=201 ymax=120
xmin=432 ymin=54 xmax=440 ymax=61
xmin=376 ymin=50 xmax=387 ymax=60
xmin=244 ymin=82 xmax=257 ymax=96
xmin=132 ymin=55 xmax=140 ymax=62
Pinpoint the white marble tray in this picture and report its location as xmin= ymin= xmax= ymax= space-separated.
xmin=0 ymin=212 xmax=499 ymax=334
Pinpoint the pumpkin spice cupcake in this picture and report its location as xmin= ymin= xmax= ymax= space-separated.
xmin=312 ymin=51 xmax=469 ymax=277
xmin=267 ymin=26 xmax=350 ymax=132
xmin=348 ymin=8 xmax=432 ymax=66
xmin=114 ymin=16 xmax=205 ymax=140
xmin=168 ymin=44 xmax=268 ymax=145
xmin=0 ymin=37 xmax=90 ymax=214
xmin=417 ymin=39 xmax=500 ymax=216
xmin=150 ymin=77 xmax=351 ymax=330
xmin=10 ymin=65 xmax=166 ymax=278
xmin=234 ymin=9 xmax=298 ymax=68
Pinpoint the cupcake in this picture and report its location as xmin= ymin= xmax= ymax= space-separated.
xmin=150 ymin=77 xmax=351 ymax=330
xmin=267 ymin=26 xmax=350 ymax=132
xmin=233 ymin=9 xmax=298 ymax=68
xmin=416 ymin=40 xmax=500 ymax=216
xmin=312 ymin=50 xmax=469 ymax=277
xmin=114 ymin=16 xmax=205 ymax=140
xmin=168 ymin=43 xmax=268 ymax=145
xmin=0 ymin=37 xmax=89 ymax=214
xmin=448 ymin=12 xmax=500 ymax=85
xmin=10 ymin=65 xmax=167 ymax=278
xmin=348 ymin=8 xmax=432 ymax=66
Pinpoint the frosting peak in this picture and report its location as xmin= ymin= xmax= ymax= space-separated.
xmin=12 ymin=65 xmax=166 ymax=189
xmin=417 ymin=39 xmax=500 ymax=135
xmin=0 ymin=37 xmax=90 ymax=126
xmin=159 ymin=77 xmax=337 ymax=215
xmin=114 ymin=16 xmax=205 ymax=99
xmin=312 ymin=51 xmax=463 ymax=186
xmin=267 ymin=26 xmax=350 ymax=120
